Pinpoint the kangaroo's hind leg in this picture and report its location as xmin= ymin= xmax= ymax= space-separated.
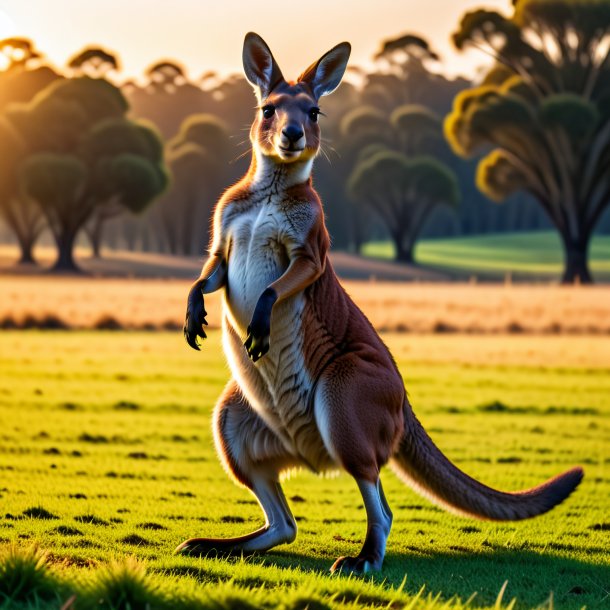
xmin=314 ymin=356 xmax=404 ymax=574
xmin=176 ymin=380 xmax=301 ymax=557
xmin=330 ymin=478 xmax=393 ymax=574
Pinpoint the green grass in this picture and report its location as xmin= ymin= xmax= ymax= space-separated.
xmin=362 ymin=231 xmax=610 ymax=281
xmin=0 ymin=331 xmax=608 ymax=609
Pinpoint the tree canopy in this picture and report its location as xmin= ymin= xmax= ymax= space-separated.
xmin=349 ymin=150 xmax=459 ymax=262
xmin=68 ymin=47 xmax=120 ymax=78
xmin=153 ymin=114 xmax=231 ymax=255
xmin=12 ymin=77 xmax=168 ymax=270
xmin=447 ymin=0 xmax=610 ymax=282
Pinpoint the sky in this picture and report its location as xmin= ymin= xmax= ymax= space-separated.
xmin=0 ymin=0 xmax=511 ymax=81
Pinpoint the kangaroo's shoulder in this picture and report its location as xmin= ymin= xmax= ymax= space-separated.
xmin=277 ymin=180 xmax=324 ymax=233
xmin=211 ymin=176 xmax=258 ymax=231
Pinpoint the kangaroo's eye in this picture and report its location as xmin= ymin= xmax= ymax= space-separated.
xmin=308 ymin=107 xmax=320 ymax=122
xmin=262 ymin=105 xmax=275 ymax=119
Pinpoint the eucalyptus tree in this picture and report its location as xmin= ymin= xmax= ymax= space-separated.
xmin=153 ymin=114 xmax=231 ymax=255
xmin=11 ymin=77 xmax=168 ymax=271
xmin=0 ymin=38 xmax=60 ymax=263
xmin=446 ymin=0 xmax=610 ymax=283
xmin=348 ymin=150 xmax=459 ymax=262
xmin=0 ymin=37 xmax=60 ymax=111
xmin=125 ymin=60 xmax=212 ymax=138
xmin=334 ymin=106 xmax=395 ymax=251
xmin=341 ymin=102 xmax=459 ymax=259
xmin=67 ymin=47 xmax=120 ymax=78
xmin=0 ymin=117 xmax=44 ymax=263
xmin=0 ymin=37 xmax=40 ymax=70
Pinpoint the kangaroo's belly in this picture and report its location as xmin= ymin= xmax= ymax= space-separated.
xmin=222 ymin=297 xmax=334 ymax=472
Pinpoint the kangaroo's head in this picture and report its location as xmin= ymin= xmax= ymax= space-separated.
xmin=243 ymin=32 xmax=351 ymax=166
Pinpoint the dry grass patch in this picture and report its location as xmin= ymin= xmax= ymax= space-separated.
xmin=1 ymin=275 xmax=610 ymax=334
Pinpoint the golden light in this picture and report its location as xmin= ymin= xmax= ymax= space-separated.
xmin=0 ymin=8 xmax=19 ymax=70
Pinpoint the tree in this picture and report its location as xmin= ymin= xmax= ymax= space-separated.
xmin=68 ymin=47 xmax=120 ymax=78
xmin=0 ymin=37 xmax=40 ymax=70
xmin=81 ymin=117 xmax=168 ymax=258
xmin=447 ymin=0 xmax=610 ymax=283
xmin=153 ymin=114 xmax=231 ymax=255
xmin=11 ymin=77 xmax=168 ymax=271
xmin=0 ymin=117 xmax=44 ymax=264
xmin=348 ymin=150 xmax=459 ymax=262
xmin=391 ymin=104 xmax=444 ymax=156
xmin=362 ymin=32 xmax=469 ymax=115
xmin=335 ymin=106 xmax=394 ymax=252
xmin=0 ymin=38 xmax=61 ymax=264
xmin=0 ymin=38 xmax=61 ymax=114
xmin=124 ymin=60 xmax=213 ymax=138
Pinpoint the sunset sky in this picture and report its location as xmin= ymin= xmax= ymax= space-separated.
xmin=0 ymin=0 xmax=510 ymax=81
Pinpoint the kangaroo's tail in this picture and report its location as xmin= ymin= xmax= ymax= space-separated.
xmin=390 ymin=401 xmax=583 ymax=520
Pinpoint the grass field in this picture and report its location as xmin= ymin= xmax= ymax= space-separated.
xmin=0 ymin=331 xmax=608 ymax=609
xmin=362 ymin=232 xmax=610 ymax=282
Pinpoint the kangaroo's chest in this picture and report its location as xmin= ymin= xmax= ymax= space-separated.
xmin=225 ymin=201 xmax=291 ymax=332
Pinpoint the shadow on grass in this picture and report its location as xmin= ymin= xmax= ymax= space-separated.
xmin=209 ymin=546 xmax=609 ymax=609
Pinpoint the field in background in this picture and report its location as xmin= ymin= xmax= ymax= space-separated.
xmin=0 ymin=331 xmax=608 ymax=609
xmin=2 ymin=231 xmax=610 ymax=284
xmin=2 ymin=275 xmax=610 ymax=334
xmin=363 ymin=232 xmax=610 ymax=281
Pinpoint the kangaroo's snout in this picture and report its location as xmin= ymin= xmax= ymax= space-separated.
xmin=281 ymin=124 xmax=305 ymax=147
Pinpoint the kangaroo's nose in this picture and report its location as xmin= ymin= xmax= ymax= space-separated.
xmin=282 ymin=125 xmax=304 ymax=144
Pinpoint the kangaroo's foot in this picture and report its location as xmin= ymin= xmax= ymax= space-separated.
xmin=330 ymin=479 xmax=392 ymax=575
xmin=175 ymin=479 xmax=297 ymax=558
xmin=175 ymin=521 xmax=295 ymax=558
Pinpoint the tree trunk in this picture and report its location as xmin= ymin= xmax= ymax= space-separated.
xmin=87 ymin=218 xmax=104 ymax=259
xmin=560 ymin=232 xmax=592 ymax=284
xmin=351 ymin=213 xmax=366 ymax=255
xmin=17 ymin=235 xmax=36 ymax=265
xmin=392 ymin=233 xmax=415 ymax=263
xmin=91 ymin=237 xmax=101 ymax=259
xmin=5 ymin=207 xmax=41 ymax=265
xmin=395 ymin=244 xmax=415 ymax=263
xmin=51 ymin=231 xmax=80 ymax=273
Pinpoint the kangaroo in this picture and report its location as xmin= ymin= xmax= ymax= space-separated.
xmin=177 ymin=32 xmax=584 ymax=574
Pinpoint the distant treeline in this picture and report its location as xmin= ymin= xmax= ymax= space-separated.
xmin=1 ymin=0 xmax=610 ymax=283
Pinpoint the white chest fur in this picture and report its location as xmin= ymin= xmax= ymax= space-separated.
xmin=224 ymin=199 xmax=290 ymax=333
xmin=219 ymin=188 xmax=333 ymax=470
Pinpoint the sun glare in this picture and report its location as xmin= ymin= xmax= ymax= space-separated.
xmin=0 ymin=9 xmax=18 ymax=70
xmin=0 ymin=9 xmax=17 ymax=39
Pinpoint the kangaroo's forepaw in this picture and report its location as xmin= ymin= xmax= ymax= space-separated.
xmin=244 ymin=326 xmax=270 ymax=362
xmin=330 ymin=555 xmax=381 ymax=575
xmin=184 ymin=283 xmax=208 ymax=351
xmin=244 ymin=288 xmax=276 ymax=361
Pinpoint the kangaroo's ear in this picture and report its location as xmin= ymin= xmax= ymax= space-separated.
xmin=298 ymin=42 xmax=351 ymax=99
xmin=243 ymin=32 xmax=284 ymax=101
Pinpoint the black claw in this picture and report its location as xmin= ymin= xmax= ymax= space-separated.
xmin=244 ymin=331 xmax=270 ymax=362
xmin=243 ymin=288 xmax=276 ymax=362
xmin=330 ymin=555 xmax=380 ymax=575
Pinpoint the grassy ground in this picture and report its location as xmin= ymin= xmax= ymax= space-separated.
xmin=0 ymin=331 xmax=608 ymax=609
xmin=362 ymin=232 xmax=610 ymax=282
